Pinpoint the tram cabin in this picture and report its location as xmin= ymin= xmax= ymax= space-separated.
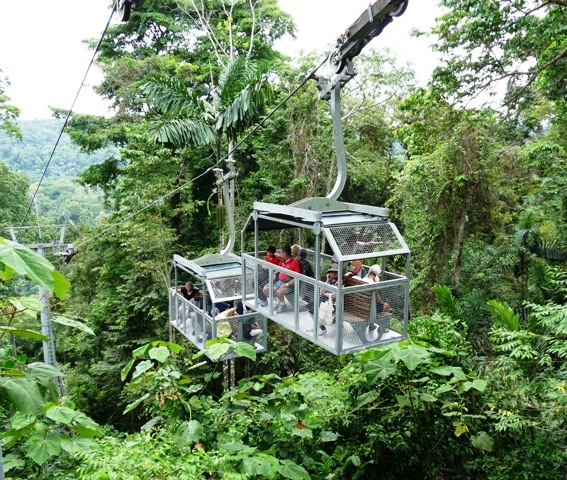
xmin=241 ymin=197 xmax=411 ymax=356
xmin=170 ymin=253 xmax=268 ymax=360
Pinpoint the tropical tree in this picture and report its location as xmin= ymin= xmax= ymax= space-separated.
xmin=0 ymin=162 xmax=29 ymax=229
xmin=0 ymin=71 xmax=21 ymax=139
xmin=0 ymin=238 xmax=99 ymax=477
xmin=431 ymin=0 xmax=567 ymax=110
xmin=392 ymin=88 xmax=518 ymax=305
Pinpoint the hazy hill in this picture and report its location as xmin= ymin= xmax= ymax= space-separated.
xmin=0 ymin=119 xmax=110 ymax=227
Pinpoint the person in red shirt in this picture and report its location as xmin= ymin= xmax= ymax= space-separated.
xmin=265 ymin=244 xmax=281 ymax=267
xmin=263 ymin=244 xmax=301 ymax=313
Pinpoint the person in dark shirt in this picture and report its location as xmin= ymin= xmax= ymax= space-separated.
xmin=179 ymin=281 xmax=200 ymax=301
xmin=297 ymin=248 xmax=315 ymax=278
xmin=298 ymin=248 xmax=315 ymax=316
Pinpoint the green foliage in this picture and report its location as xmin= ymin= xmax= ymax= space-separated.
xmin=0 ymin=162 xmax=29 ymax=229
xmin=2 ymin=398 xmax=99 ymax=469
xmin=0 ymin=238 xmax=100 ymax=477
xmin=431 ymin=0 xmax=567 ymax=109
xmin=487 ymin=299 xmax=520 ymax=331
xmin=0 ymin=72 xmax=21 ymax=139
xmin=0 ymin=237 xmax=70 ymax=299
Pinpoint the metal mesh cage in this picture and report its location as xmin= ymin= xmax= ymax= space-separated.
xmin=328 ymin=222 xmax=404 ymax=259
xmin=169 ymin=288 xmax=267 ymax=360
xmin=206 ymin=273 xmax=255 ymax=303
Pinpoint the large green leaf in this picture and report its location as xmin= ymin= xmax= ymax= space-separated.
xmin=60 ymin=435 xmax=94 ymax=454
xmin=174 ymin=420 xmax=204 ymax=447
xmin=206 ymin=342 xmax=232 ymax=360
xmin=45 ymin=405 xmax=76 ymax=425
xmin=232 ymin=341 xmax=257 ymax=361
xmin=2 ymin=454 xmax=25 ymax=473
xmin=52 ymin=269 xmax=70 ymax=299
xmin=123 ymin=392 xmax=150 ymax=414
xmin=392 ymin=343 xmax=431 ymax=370
xmin=52 ymin=315 xmax=95 ymax=335
xmin=0 ymin=376 xmax=45 ymax=416
xmin=364 ymin=358 xmax=398 ymax=383
xmin=0 ymin=326 xmax=48 ymax=342
xmin=8 ymin=296 xmax=41 ymax=316
xmin=132 ymin=359 xmax=153 ymax=379
xmin=0 ymin=238 xmax=54 ymax=291
xmin=72 ymin=411 xmax=100 ymax=438
xmin=431 ymin=366 xmax=467 ymax=381
xmin=26 ymin=362 xmax=63 ymax=381
xmin=149 ymin=345 xmax=170 ymax=363
xmin=25 ymin=433 xmax=61 ymax=465
xmin=471 ymin=431 xmax=494 ymax=452
xmin=277 ymin=459 xmax=311 ymax=480
xmin=121 ymin=358 xmax=136 ymax=381
xmin=11 ymin=411 xmax=36 ymax=431
xmin=241 ymin=455 xmax=279 ymax=477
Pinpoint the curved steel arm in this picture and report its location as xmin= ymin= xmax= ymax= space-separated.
xmin=215 ymin=162 xmax=237 ymax=255
xmin=327 ymin=83 xmax=347 ymax=200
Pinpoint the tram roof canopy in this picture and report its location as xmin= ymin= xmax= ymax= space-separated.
xmin=244 ymin=197 xmax=410 ymax=262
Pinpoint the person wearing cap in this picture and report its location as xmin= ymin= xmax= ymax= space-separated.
xmin=362 ymin=264 xmax=382 ymax=283
xmin=346 ymin=260 xmax=364 ymax=279
xmin=297 ymin=248 xmax=315 ymax=278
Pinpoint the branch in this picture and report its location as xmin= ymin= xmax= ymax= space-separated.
xmin=505 ymin=44 xmax=567 ymax=105
xmin=182 ymin=0 xmax=227 ymax=66
xmin=246 ymin=0 xmax=258 ymax=60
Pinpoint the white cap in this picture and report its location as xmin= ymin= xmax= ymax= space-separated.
xmin=368 ymin=264 xmax=381 ymax=275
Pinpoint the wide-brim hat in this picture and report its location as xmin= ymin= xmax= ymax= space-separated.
xmin=327 ymin=263 xmax=339 ymax=273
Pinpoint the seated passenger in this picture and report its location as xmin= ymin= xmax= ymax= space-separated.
xmin=319 ymin=264 xmax=339 ymax=332
xmin=297 ymin=248 xmax=315 ymax=315
xmin=363 ymin=264 xmax=390 ymax=313
xmin=345 ymin=260 xmax=364 ymax=279
xmin=215 ymin=307 xmax=235 ymax=338
xmin=259 ymin=244 xmax=281 ymax=306
xmin=263 ymin=245 xmax=301 ymax=313
xmin=362 ymin=264 xmax=381 ymax=283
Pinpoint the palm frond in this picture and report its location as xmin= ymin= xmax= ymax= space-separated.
xmin=535 ymin=240 xmax=566 ymax=261
xmin=147 ymin=116 xmax=216 ymax=147
xmin=487 ymin=299 xmax=520 ymax=331
xmin=431 ymin=284 xmax=463 ymax=321
xmin=141 ymin=75 xmax=207 ymax=118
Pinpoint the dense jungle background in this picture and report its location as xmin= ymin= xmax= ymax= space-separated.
xmin=1 ymin=0 xmax=567 ymax=478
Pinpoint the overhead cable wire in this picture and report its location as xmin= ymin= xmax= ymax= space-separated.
xmin=73 ymin=166 xmax=216 ymax=249
xmin=20 ymin=2 xmax=119 ymax=227
xmin=225 ymin=54 xmax=329 ymax=161
xmin=67 ymin=55 xmax=331 ymax=252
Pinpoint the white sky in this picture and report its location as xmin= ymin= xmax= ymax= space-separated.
xmin=0 ymin=0 xmax=441 ymax=120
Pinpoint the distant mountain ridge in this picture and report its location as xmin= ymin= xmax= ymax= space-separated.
xmin=0 ymin=119 xmax=109 ymax=227
xmin=0 ymin=118 xmax=113 ymax=181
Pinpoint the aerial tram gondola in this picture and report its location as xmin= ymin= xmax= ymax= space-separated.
xmin=169 ymin=0 xmax=411 ymax=358
xmin=169 ymin=165 xmax=268 ymax=361
xmin=240 ymin=0 xmax=411 ymax=355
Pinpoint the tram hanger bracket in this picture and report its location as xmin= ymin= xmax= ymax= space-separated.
xmin=316 ymin=60 xmax=357 ymax=100
xmin=328 ymin=0 xmax=409 ymax=74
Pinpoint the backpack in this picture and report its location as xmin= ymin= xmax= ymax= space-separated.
xmin=298 ymin=258 xmax=315 ymax=278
